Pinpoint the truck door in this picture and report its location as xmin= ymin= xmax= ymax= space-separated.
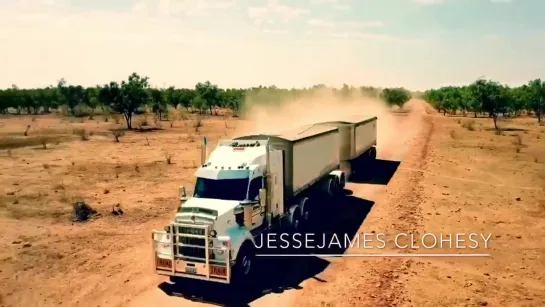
xmin=269 ymin=150 xmax=284 ymax=217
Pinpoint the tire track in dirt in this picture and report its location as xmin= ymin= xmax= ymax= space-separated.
xmin=290 ymin=104 xmax=433 ymax=307
xmin=363 ymin=113 xmax=433 ymax=307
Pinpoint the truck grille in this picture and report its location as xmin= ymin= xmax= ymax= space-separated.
xmin=176 ymin=226 xmax=205 ymax=236
xmin=174 ymin=226 xmax=207 ymax=261
xmin=177 ymin=238 xmax=206 ymax=260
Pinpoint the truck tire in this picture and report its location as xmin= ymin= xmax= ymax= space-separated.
xmin=332 ymin=176 xmax=341 ymax=197
xmin=366 ymin=147 xmax=377 ymax=177
xmin=169 ymin=276 xmax=183 ymax=284
xmin=289 ymin=208 xmax=303 ymax=232
xmin=326 ymin=177 xmax=335 ymax=198
xmin=299 ymin=197 xmax=312 ymax=230
xmin=231 ymin=241 xmax=255 ymax=289
xmin=354 ymin=147 xmax=377 ymax=181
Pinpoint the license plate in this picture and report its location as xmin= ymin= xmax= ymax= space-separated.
xmin=156 ymin=258 xmax=172 ymax=269
xmin=185 ymin=266 xmax=197 ymax=274
xmin=210 ymin=266 xmax=226 ymax=276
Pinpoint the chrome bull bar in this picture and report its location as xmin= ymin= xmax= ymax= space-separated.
xmin=152 ymin=222 xmax=231 ymax=284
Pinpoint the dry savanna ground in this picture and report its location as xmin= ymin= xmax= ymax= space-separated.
xmin=0 ymin=111 xmax=240 ymax=306
xmin=407 ymin=113 xmax=545 ymax=306
xmin=1 ymin=103 xmax=545 ymax=307
xmin=295 ymin=108 xmax=545 ymax=307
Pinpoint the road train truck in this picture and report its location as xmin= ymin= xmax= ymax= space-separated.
xmin=152 ymin=116 xmax=378 ymax=286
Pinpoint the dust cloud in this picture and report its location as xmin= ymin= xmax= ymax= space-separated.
xmin=232 ymin=88 xmax=401 ymax=149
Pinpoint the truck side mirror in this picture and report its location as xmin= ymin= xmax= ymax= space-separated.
xmin=259 ymin=188 xmax=266 ymax=208
xmin=179 ymin=186 xmax=189 ymax=202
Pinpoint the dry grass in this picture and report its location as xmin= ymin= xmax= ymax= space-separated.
xmin=193 ymin=115 xmax=203 ymax=132
xmin=163 ymin=151 xmax=173 ymax=164
xmin=403 ymin=114 xmax=545 ymax=307
xmin=2 ymin=103 xmax=543 ymax=307
xmin=111 ymin=130 xmax=124 ymax=142
xmin=72 ymin=128 xmax=89 ymax=141
xmin=461 ymin=118 xmax=477 ymax=131
xmin=0 ymin=135 xmax=66 ymax=150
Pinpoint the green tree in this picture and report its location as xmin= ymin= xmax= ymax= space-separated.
xmin=195 ymin=81 xmax=221 ymax=115
xmin=149 ymin=88 xmax=166 ymax=120
xmin=528 ymin=79 xmax=544 ymax=123
xmin=469 ymin=78 xmax=506 ymax=130
xmin=108 ymin=73 xmax=150 ymax=129
xmin=192 ymin=94 xmax=205 ymax=113
xmin=83 ymin=86 xmax=101 ymax=118
xmin=380 ymin=87 xmax=411 ymax=109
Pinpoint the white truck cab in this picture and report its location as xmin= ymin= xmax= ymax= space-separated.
xmin=153 ymin=139 xmax=275 ymax=284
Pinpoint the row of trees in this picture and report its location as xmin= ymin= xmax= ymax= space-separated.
xmin=0 ymin=73 xmax=412 ymax=129
xmin=423 ymin=78 xmax=545 ymax=129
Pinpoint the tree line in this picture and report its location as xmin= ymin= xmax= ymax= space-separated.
xmin=423 ymin=78 xmax=545 ymax=129
xmin=0 ymin=72 xmax=412 ymax=129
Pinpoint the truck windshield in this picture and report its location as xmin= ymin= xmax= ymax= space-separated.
xmin=193 ymin=177 xmax=249 ymax=201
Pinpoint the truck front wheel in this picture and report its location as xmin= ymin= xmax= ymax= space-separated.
xmin=231 ymin=242 xmax=255 ymax=288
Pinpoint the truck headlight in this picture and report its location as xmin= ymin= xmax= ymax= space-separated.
xmin=210 ymin=229 xmax=217 ymax=238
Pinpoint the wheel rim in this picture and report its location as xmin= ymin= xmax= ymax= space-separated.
xmin=242 ymin=255 xmax=252 ymax=275
xmin=294 ymin=218 xmax=299 ymax=230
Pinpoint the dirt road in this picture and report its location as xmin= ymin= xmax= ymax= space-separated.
xmin=125 ymin=103 xmax=427 ymax=307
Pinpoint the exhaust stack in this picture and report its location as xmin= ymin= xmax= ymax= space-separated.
xmin=201 ymin=136 xmax=208 ymax=165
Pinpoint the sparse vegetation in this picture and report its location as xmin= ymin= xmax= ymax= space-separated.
xmin=111 ymin=130 xmax=124 ymax=142
xmin=164 ymin=151 xmax=173 ymax=164
xmin=461 ymin=119 xmax=476 ymax=131
xmin=24 ymin=125 xmax=31 ymax=136
xmin=39 ymin=136 xmax=50 ymax=149
xmin=73 ymin=128 xmax=89 ymax=141
xmin=0 ymin=135 xmax=65 ymax=150
xmin=424 ymin=77 xmax=545 ymax=129
xmin=194 ymin=115 xmax=203 ymax=132
xmin=1 ymin=72 xmax=545 ymax=307
xmin=513 ymin=134 xmax=523 ymax=146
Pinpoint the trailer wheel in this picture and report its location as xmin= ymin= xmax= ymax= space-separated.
xmin=354 ymin=147 xmax=377 ymax=181
xmin=339 ymin=173 xmax=346 ymax=190
xmin=231 ymin=241 xmax=255 ymax=289
xmin=326 ymin=177 xmax=336 ymax=198
xmin=169 ymin=276 xmax=184 ymax=284
xmin=299 ymin=197 xmax=312 ymax=230
xmin=368 ymin=146 xmax=377 ymax=161
xmin=367 ymin=147 xmax=377 ymax=176
xmin=289 ymin=207 xmax=303 ymax=232
xmin=330 ymin=176 xmax=340 ymax=198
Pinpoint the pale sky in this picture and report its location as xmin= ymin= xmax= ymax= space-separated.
xmin=1 ymin=0 xmax=544 ymax=91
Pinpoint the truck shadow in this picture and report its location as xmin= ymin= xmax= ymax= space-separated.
xmin=350 ymin=159 xmax=401 ymax=185
xmin=156 ymin=196 xmax=373 ymax=306
xmin=156 ymin=159 xmax=400 ymax=306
